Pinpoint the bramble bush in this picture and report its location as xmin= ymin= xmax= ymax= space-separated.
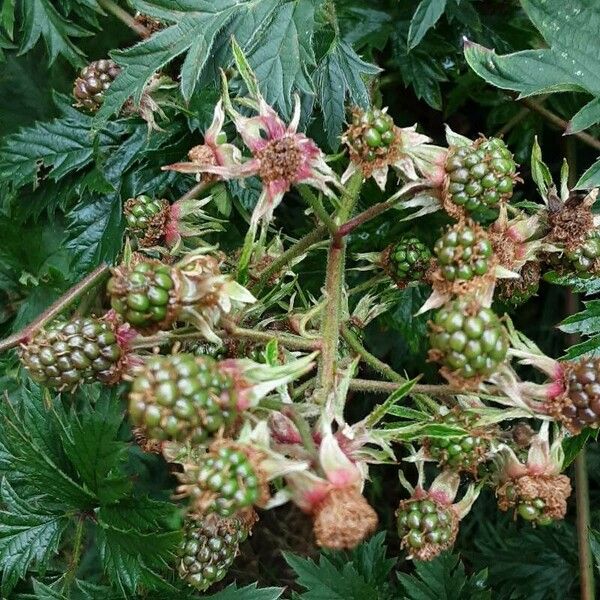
xmin=2 ymin=0 xmax=600 ymax=598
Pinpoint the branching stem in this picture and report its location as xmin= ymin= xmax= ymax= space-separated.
xmin=349 ymin=378 xmax=456 ymax=396
xmin=0 ymin=265 xmax=111 ymax=353
xmin=97 ymin=0 xmax=150 ymax=37
xmin=341 ymin=324 xmax=406 ymax=383
xmin=131 ymin=322 xmax=320 ymax=352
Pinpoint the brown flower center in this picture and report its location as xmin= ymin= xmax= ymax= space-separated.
xmin=257 ymin=136 xmax=302 ymax=184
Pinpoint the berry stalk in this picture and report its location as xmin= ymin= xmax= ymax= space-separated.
xmin=0 ymin=264 xmax=111 ymax=353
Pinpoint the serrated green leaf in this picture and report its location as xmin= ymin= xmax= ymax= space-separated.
xmin=408 ymin=0 xmax=447 ymax=50
xmin=0 ymin=116 xmax=128 ymax=191
xmin=0 ymin=387 xmax=97 ymax=508
xmin=203 ymin=583 xmax=285 ymax=600
xmin=398 ymin=552 xmax=491 ymax=600
xmin=96 ymin=503 xmax=181 ymax=596
xmin=284 ymin=551 xmax=376 ymax=599
xmin=568 ymin=97 xmax=600 ymax=134
xmin=562 ymin=428 xmax=597 ymax=467
xmin=0 ymin=480 xmax=69 ymax=595
xmin=18 ymin=0 xmax=91 ymax=66
xmin=543 ymin=270 xmax=600 ymax=295
xmin=315 ymin=39 xmax=380 ymax=149
xmin=53 ymin=391 xmax=131 ymax=504
xmin=576 ymin=158 xmax=600 ymax=190
xmin=559 ymin=300 xmax=600 ymax=335
xmin=98 ymin=0 xmax=318 ymax=123
xmin=65 ymin=193 xmax=124 ymax=282
xmin=247 ymin=0 xmax=316 ymax=117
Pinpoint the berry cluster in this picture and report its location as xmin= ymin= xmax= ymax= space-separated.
xmin=385 ymin=236 xmax=432 ymax=285
xmin=124 ymin=195 xmax=170 ymax=248
xmin=183 ymin=445 xmax=265 ymax=517
xmin=177 ymin=512 xmax=255 ymax=591
xmin=434 ymin=221 xmax=494 ymax=283
xmin=444 ymin=137 xmax=517 ymax=215
xmin=21 ymin=317 xmax=124 ymax=390
xmin=128 ymin=354 xmax=236 ymax=444
xmin=425 ymin=411 xmax=489 ymax=473
xmin=428 ymin=299 xmax=508 ymax=384
xmin=73 ymin=59 xmax=120 ymax=111
xmin=396 ymin=497 xmax=457 ymax=561
xmin=108 ymin=261 xmax=174 ymax=331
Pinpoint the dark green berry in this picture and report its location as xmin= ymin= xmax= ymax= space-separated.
xmin=434 ymin=221 xmax=493 ymax=283
xmin=565 ymin=231 xmax=600 ymax=276
xmin=20 ymin=317 xmax=123 ymax=390
xmin=177 ymin=513 xmax=253 ymax=591
xmin=346 ymin=107 xmax=396 ymax=163
xmin=396 ymin=497 xmax=456 ymax=560
xmin=128 ymin=353 xmax=236 ymax=444
xmin=425 ymin=410 xmax=489 ymax=473
xmin=108 ymin=260 xmax=175 ymax=332
xmin=124 ymin=195 xmax=170 ymax=248
xmin=386 ymin=236 xmax=431 ymax=284
xmin=444 ymin=137 xmax=517 ymax=214
xmin=429 ymin=300 xmax=508 ymax=382
xmin=187 ymin=445 xmax=263 ymax=517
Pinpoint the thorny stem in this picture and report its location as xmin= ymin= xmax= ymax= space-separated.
xmin=298 ymin=186 xmax=339 ymax=236
xmin=348 ymin=273 xmax=388 ymax=297
xmin=131 ymin=323 xmax=320 ymax=352
xmin=63 ymin=516 xmax=86 ymax=595
xmin=336 ymin=182 xmax=433 ymax=241
xmin=519 ymin=97 xmax=600 ymax=152
xmin=349 ymin=378 xmax=457 ymax=396
xmin=316 ymin=173 xmax=363 ymax=402
xmin=96 ymin=0 xmax=150 ymax=37
xmin=341 ymin=324 xmax=406 ymax=383
xmin=251 ymin=224 xmax=328 ymax=294
xmin=0 ymin=264 xmax=111 ymax=353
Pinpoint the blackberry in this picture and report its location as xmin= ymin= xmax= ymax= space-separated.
xmin=396 ymin=496 xmax=458 ymax=560
xmin=128 ymin=354 xmax=236 ymax=444
xmin=124 ymin=195 xmax=170 ymax=248
xmin=185 ymin=445 xmax=265 ymax=517
xmin=497 ymin=474 xmax=571 ymax=525
xmin=429 ymin=300 xmax=508 ymax=384
xmin=434 ymin=221 xmax=494 ymax=283
xmin=444 ymin=137 xmax=517 ymax=215
xmin=20 ymin=317 xmax=123 ymax=390
xmin=384 ymin=236 xmax=431 ymax=284
xmin=495 ymin=260 xmax=540 ymax=307
xmin=565 ymin=231 xmax=600 ymax=276
xmin=107 ymin=260 xmax=175 ymax=333
xmin=177 ymin=512 xmax=255 ymax=591
xmin=425 ymin=411 xmax=489 ymax=473
xmin=344 ymin=107 xmax=398 ymax=177
xmin=550 ymin=358 xmax=600 ymax=433
xmin=73 ymin=59 xmax=121 ymax=112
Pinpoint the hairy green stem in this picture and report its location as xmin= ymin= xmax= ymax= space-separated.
xmin=236 ymin=220 xmax=258 ymax=284
xmin=349 ymin=378 xmax=456 ymax=396
xmin=298 ymin=186 xmax=339 ymax=236
xmin=336 ymin=182 xmax=433 ymax=240
xmin=316 ymin=173 xmax=363 ymax=402
xmin=251 ymin=224 xmax=328 ymax=294
xmin=131 ymin=323 xmax=320 ymax=352
xmin=96 ymin=0 xmax=150 ymax=37
xmin=0 ymin=264 xmax=111 ymax=353
xmin=63 ymin=516 xmax=86 ymax=595
xmin=348 ymin=273 xmax=388 ymax=296
xmin=341 ymin=324 xmax=406 ymax=383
